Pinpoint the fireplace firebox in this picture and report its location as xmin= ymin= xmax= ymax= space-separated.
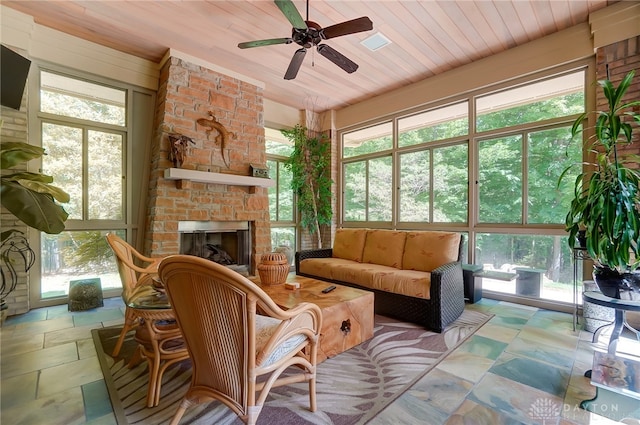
xmin=178 ymin=221 xmax=251 ymax=276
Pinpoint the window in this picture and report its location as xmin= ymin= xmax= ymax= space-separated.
xmin=475 ymin=233 xmax=575 ymax=303
xmin=338 ymin=67 xmax=587 ymax=308
xmin=399 ymin=151 xmax=429 ymax=222
xmin=344 ymin=102 xmax=470 ymax=225
xmin=476 ymin=73 xmax=585 ymax=132
xmin=342 ymin=122 xmax=392 ymax=158
xmin=343 ymin=156 xmax=392 ymax=222
xmin=477 ymin=125 xmax=581 ymax=225
xmin=478 ymin=135 xmax=523 ymax=223
xmin=473 ymin=70 xmax=585 ymax=303
xmin=41 ymin=230 xmax=125 ymax=298
xmin=527 ymin=127 xmax=581 ymax=224
xmin=40 ymin=71 xmax=126 ymax=125
xmin=266 ymin=128 xmax=296 ymax=264
xmin=42 ymin=124 xmax=124 ymax=220
xmin=398 ymin=102 xmax=468 ymax=147
xmin=433 ymin=144 xmax=468 ymax=223
xmin=38 ymin=70 xmax=128 ymax=300
xmin=399 ymin=144 xmax=468 ymax=223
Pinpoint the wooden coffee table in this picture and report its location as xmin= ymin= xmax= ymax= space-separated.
xmin=254 ymin=275 xmax=374 ymax=362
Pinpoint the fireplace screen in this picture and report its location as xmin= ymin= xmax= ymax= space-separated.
xmin=178 ymin=221 xmax=251 ymax=276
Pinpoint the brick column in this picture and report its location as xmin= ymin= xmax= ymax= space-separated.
xmin=144 ymin=57 xmax=270 ymax=274
xmin=595 ymin=36 xmax=640 ymax=156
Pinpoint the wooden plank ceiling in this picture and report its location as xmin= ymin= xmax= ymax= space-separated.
xmin=3 ymin=0 xmax=612 ymax=112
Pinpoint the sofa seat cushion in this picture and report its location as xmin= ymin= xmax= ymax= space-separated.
xmin=299 ymin=258 xmax=391 ymax=286
xmin=298 ymin=258 xmax=354 ymax=281
xmin=300 ymin=258 xmax=431 ymax=300
xmin=362 ymin=229 xmax=406 ymax=268
xmin=373 ymin=270 xmax=431 ymax=300
xmin=331 ymin=262 xmax=395 ymax=288
xmin=402 ymin=231 xmax=461 ymax=272
xmin=332 ymin=228 xmax=368 ymax=262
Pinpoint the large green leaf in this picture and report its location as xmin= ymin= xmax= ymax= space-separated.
xmin=0 ymin=141 xmax=46 ymax=169
xmin=2 ymin=171 xmax=53 ymax=183
xmin=0 ymin=180 xmax=68 ymax=234
xmin=15 ymin=178 xmax=70 ymax=203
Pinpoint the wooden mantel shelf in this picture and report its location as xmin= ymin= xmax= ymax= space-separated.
xmin=164 ymin=168 xmax=275 ymax=189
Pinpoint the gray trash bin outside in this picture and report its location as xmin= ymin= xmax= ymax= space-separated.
xmin=514 ymin=267 xmax=545 ymax=297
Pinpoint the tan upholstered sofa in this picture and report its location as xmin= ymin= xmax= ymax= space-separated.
xmin=295 ymin=228 xmax=465 ymax=332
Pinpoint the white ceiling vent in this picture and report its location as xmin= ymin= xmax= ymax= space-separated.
xmin=361 ymin=32 xmax=391 ymax=51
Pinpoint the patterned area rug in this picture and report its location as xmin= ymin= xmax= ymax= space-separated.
xmin=93 ymin=309 xmax=491 ymax=425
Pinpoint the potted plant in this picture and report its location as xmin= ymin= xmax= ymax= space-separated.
xmin=0 ymin=140 xmax=69 ymax=310
xmin=562 ymin=70 xmax=640 ymax=300
xmin=282 ymin=124 xmax=333 ymax=249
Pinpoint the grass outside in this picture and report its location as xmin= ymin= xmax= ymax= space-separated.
xmin=41 ymin=271 xmax=121 ymax=299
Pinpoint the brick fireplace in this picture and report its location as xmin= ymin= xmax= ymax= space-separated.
xmin=144 ymin=56 xmax=271 ymax=274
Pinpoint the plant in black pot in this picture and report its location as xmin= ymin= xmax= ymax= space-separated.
xmin=561 ymin=70 xmax=640 ymax=300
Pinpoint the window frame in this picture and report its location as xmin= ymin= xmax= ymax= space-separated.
xmin=337 ymin=62 xmax=593 ymax=311
xmin=28 ymin=63 xmax=154 ymax=308
xmin=265 ymin=129 xmax=298 ymax=265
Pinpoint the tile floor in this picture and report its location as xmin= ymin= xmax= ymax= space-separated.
xmin=1 ymin=297 xmax=638 ymax=425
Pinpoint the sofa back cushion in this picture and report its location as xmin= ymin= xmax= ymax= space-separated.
xmin=402 ymin=231 xmax=461 ymax=272
xmin=332 ymin=228 xmax=368 ymax=262
xmin=362 ymin=230 xmax=407 ymax=268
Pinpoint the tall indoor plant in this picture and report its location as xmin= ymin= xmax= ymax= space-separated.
xmin=282 ymin=124 xmax=333 ymax=249
xmin=562 ymin=70 xmax=640 ymax=299
xmin=0 ymin=140 xmax=69 ymax=308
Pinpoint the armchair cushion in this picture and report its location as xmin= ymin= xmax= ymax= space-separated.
xmin=255 ymin=314 xmax=309 ymax=367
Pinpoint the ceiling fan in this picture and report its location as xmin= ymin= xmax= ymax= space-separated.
xmin=238 ymin=0 xmax=373 ymax=80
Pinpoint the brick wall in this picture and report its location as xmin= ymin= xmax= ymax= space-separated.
xmin=144 ymin=57 xmax=271 ymax=273
xmin=595 ymin=35 xmax=640 ymax=157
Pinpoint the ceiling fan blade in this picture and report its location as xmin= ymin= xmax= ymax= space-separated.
xmin=274 ymin=0 xmax=307 ymax=30
xmin=238 ymin=38 xmax=292 ymax=49
xmin=321 ymin=17 xmax=373 ymax=40
xmin=317 ymin=44 xmax=358 ymax=74
xmin=284 ymin=48 xmax=307 ymax=80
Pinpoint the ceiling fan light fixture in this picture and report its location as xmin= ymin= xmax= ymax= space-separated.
xmin=361 ymin=32 xmax=391 ymax=51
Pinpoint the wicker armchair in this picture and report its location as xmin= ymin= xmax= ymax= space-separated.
xmin=127 ymin=307 xmax=189 ymax=407
xmin=105 ymin=233 xmax=161 ymax=357
xmin=159 ymin=255 xmax=322 ymax=425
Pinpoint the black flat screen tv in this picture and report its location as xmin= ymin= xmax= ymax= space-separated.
xmin=1 ymin=45 xmax=32 ymax=110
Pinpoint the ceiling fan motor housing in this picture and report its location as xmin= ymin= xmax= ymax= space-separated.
xmin=292 ymin=21 xmax=323 ymax=48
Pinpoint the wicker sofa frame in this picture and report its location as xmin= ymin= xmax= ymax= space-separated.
xmin=295 ymin=238 xmax=465 ymax=333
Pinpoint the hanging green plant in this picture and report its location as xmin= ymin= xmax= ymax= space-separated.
xmin=282 ymin=124 xmax=333 ymax=248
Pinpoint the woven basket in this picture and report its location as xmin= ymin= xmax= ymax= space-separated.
xmin=257 ymin=252 xmax=289 ymax=285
